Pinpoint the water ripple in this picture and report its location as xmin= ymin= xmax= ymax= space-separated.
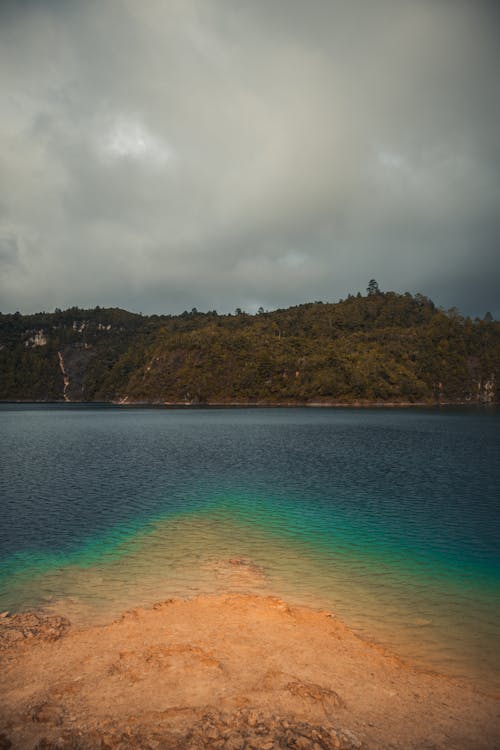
xmin=0 ymin=405 xmax=499 ymax=690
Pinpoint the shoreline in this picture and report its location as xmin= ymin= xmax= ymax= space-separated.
xmin=1 ymin=399 xmax=497 ymax=408
xmin=1 ymin=593 xmax=499 ymax=749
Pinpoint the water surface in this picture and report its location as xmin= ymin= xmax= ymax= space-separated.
xmin=1 ymin=405 xmax=499 ymax=691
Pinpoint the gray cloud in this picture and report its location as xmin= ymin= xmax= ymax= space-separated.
xmin=1 ymin=0 xmax=499 ymax=317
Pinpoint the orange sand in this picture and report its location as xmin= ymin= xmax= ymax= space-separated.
xmin=1 ymin=594 xmax=499 ymax=749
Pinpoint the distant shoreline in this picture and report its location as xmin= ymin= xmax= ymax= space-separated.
xmin=1 ymin=399 xmax=497 ymax=408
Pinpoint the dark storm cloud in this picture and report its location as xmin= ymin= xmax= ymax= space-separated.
xmin=1 ymin=0 xmax=499 ymax=316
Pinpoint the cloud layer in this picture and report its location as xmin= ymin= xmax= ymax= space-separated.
xmin=1 ymin=0 xmax=499 ymax=316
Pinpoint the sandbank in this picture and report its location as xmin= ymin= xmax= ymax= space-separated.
xmin=1 ymin=592 xmax=499 ymax=750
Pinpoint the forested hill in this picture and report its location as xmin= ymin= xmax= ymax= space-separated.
xmin=1 ymin=289 xmax=499 ymax=405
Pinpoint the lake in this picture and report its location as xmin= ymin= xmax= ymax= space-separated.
xmin=1 ymin=404 xmax=499 ymax=691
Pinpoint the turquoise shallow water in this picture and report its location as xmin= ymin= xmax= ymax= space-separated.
xmin=1 ymin=405 xmax=499 ymax=691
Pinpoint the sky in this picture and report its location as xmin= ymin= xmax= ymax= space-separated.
xmin=1 ymin=0 xmax=499 ymax=318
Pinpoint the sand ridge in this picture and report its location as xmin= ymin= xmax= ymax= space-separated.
xmin=0 ymin=593 xmax=499 ymax=749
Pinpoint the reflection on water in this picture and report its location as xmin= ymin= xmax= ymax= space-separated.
xmin=1 ymin=405 xmax=499 ymax=693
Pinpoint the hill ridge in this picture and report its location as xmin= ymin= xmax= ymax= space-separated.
xmin=1 ymin=290 xmax=498 ymax=404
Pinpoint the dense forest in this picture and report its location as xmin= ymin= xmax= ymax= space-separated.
xmin=0 ymin=284 xmax=499 ymax=405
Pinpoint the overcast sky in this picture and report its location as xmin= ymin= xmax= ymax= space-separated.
xmin=1 ymin=0 xmax=499 ymax=317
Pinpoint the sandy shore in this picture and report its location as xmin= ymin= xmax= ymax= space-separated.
xmin=1 ymin=594 xmax=499 ymax=750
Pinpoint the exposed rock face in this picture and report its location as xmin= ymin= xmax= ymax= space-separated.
xmin=479 ymin=376 xmax=496 ymax=403
xmin=0 ymin=612 xmax=70 ymax=650
xmin=24 ymin=330 xmax=47 ymax=347
xmin=26 ymin=709 xmax=363 ymax=749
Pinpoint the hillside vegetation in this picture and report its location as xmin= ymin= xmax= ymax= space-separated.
xmin=1 ymin=286 xmax=498 ymax=404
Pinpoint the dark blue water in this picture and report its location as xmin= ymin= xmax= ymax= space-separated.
xmin=1 ymin=405 xmax=499 ymax=689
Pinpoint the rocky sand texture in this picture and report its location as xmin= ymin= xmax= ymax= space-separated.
xmin=0 ymin=594 xmax=499 ymax=750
